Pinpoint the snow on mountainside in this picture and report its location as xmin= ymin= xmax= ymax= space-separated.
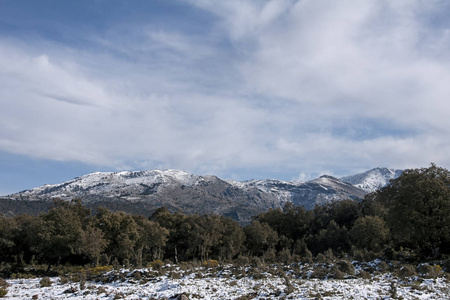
xmin=340 ymin=167 xmax=403 ymax=193
xmin=1 ymin=168 xmax=398 ymax=223
xmin=231 ymin=175 xmax=367 ymax=210
xmin=15 ymin=170 xmax=203 ymax=200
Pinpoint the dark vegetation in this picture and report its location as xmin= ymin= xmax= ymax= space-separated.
xmin=0 ymin=164 xmax=449 ymax=278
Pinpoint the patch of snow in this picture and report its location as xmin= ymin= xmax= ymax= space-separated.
xmin=5 ymin=265 xmax=450 ymax=300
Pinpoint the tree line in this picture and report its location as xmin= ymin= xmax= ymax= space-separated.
xmin=0 ymin=164 xmax=448 ymax=271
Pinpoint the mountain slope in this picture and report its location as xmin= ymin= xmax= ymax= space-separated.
xmin=1 ymin=168 xmax=390 ymax=223
xmin=340 ymin=167 xmax=403 ymax=193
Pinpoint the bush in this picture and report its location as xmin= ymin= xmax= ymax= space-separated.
xmin=378 ymin=261 xmax=390 ymax=272
xmin=39 ymin=277 xmax=52 ymax=287
xmin=248 ymin=267 xmax=264 ymax=280
xmin=358 ymin=270 xmax=372 ymax=279
xmin=203 ymin=259 xmax=218 ymax=268
xmin=301 ymin=249 xmax=313 ymax=264
xmin=418 ymin=264 xmax=442 ymax=278
xmin=337 ymin=260 xmax=355 ymax=275
xmin=332 ymin=269 xmax=345 ymax=279
xmin=88 ymin=265 xmax=113 ymax=277
xmin=97 ymin=286 xmax=107 ymax=295
xmin=0 ymin=287 xmax=7 ymax=298
xmin=235 ymin=256 xmax=249 ymax=267
xmin=398 ymin=264 xmax=418 ymax=278
xmin=169 ymin=271 xmax=182 ymax=279
xmin=250 ymin=257 xmax=263 ymax=268
xmin=149 ymin=260 xmax=164 ymax=271
xmin=59 ymin=276 xmax=69 ymax=284
xmin=0 ymin=278 xmax=8 ymax=288
xmin=310 ymin=266 xmax=329 ymax=279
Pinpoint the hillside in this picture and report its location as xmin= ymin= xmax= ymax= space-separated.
xmin=0 ymin=168 xmax=396 ymax=223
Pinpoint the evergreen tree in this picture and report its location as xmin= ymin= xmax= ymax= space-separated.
xmin=350 ymin=216 xmax=389 ymax=252
xmin=376 ymin=164 xmax=450 ymax=257
xmin=244 ymin=220 xmax=278 ymax=257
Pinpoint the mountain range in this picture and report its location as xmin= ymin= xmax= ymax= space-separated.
xmin=0 ymin=167 xmax=402 ymax=223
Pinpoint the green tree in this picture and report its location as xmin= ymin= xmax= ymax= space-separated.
xmin=132 ymin=215 xmax=169 ymax=265
xmin=312 ymin=199 xmax=360 ymax=232
xmin=95 ymin=208 xmax=139 ymax=264
xmin=150 ymin=207 xmax=188 ymax=263
xmin=12 ymin=214 xmax=42 ymax=264
xmin=376 ymin=164 xmax=450 ymax=257
xmin=350 ymin=216 xmax=389 ymax=252
xmin=257 ymin=203 xmax=313 ymax=244
xmin=307 ymin=220 xmax=350 ymax=255
xmin=36 ymin=200 xmax=87 ymax=268
xmin=76 ymin=223 xmax=108 ymax=266
xmin=244 ymin=220 xmax=278 ymax=257
xmin=0 ymin=216 xmax=17 ymax=263
xmin=216 ymin=216 xmax=245 ymax=261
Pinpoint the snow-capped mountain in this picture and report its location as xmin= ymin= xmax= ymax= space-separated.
xmin=1 ymin=168 xmax=398 ymax=223
xmin=340 ymin=167 xmax=403 ymax=193
xmin=231 ymin=175 xmax=366 ymax=209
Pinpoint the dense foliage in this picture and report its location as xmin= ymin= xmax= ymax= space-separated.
xmin=0 ymin=164 xmax=448 ymax=273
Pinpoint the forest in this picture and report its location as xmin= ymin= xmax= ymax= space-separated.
xmin=0 ymin=164 xmax=449 ymax=275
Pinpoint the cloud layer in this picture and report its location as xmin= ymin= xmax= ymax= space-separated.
xmin=1 ymin=0 xmax=449 ymax=181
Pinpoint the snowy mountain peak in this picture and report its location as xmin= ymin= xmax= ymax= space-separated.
xmin=2 ymin=167 xmax=401 ymax=224
xmin=340 ymin=167 xmax=403 ymax=193
xmin=14 ymin=169 xmax=204 ymax=199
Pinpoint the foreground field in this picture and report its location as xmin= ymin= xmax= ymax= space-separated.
xmin=3 ymin=262 xmax=450 ymax=299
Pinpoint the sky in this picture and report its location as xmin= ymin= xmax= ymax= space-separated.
xmin=1 ymin=0 xmax=450 ymax=195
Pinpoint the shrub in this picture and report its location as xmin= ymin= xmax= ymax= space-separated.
xmin=310 ymin=266 xmax=329 ymax=279
xmin=251 ymin=257 xmax=263 ymax=268
xmin=262 ymin=248 xmax=277 ymax=264
xmin=418 ymin=264 xmax=442 ymax=278
xmin=358 ymin=270 xmax=372 ymax=279
xmin=337 ymin=260 xmax=355 ymax=275
xmin=39 ymin=277 xmax=52 ymax=287
xmin=378 ymin=261 xmax=390 ymax=272
xmin=88 ymin=265 xmax=113 ymax=277
xmin=149 ymin=260 xmax=164 ymax=271
xmin=0 ymin=287 xmax=7 ymax=298
xmin=169 ymin=271 xmax=182 ymax=279
xmin=133 ymin=271 xmax=143 ymax=280
xmin=277 ymin=248 xmax=293 ymax=264
xmin=0 ymin=278 xmax=8 ymax=288
xmin=332 ymin=269 xmax=345 ymax=279
xmin=248 ymin=267 xmax=264 ymax=280
xmin=316 ymin=253 xmax=329 ymax=263
xmin=398 ymin=264 xmax=418 ymax=278
xmin=301 ymin=249 xmax=313 ymax=264
xmin=235 ymin=256 xmax=250 ymax=267
xmin=59 ymin=276 xmax=69 ymax=284
xmin=97 ymin=286 xmax=107 ymax=295
xmin=203 ymin=259 xmax=218 ymax=268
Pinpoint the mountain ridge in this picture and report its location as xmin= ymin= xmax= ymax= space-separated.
xmin=340 ymin=167 xmax=403 ymax=193
xmin=1 ymin=167 xmax=402 ymax=223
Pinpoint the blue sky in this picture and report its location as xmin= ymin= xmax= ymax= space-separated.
xmin=1 ymin=0 xmax=450 ymax=195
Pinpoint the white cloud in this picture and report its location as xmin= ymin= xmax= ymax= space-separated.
xmin=0 ymin=0 xmax=449 ymax=181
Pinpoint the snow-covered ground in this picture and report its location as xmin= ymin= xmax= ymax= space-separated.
xmin=3 ymin=263 xmax=450 ymax=299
